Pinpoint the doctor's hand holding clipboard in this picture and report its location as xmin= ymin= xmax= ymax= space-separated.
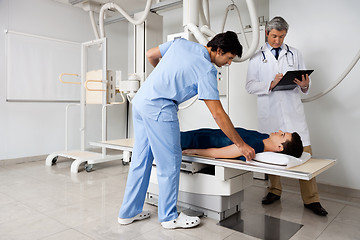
xmin=294 ymin=73 xmax=311 ymax=93
xmin=271 ymin=70 xmax=313 ymax=92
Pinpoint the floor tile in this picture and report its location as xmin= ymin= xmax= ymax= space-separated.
xmin=176 ymin=216 xmax=235 ymax=240
xmin=317 ymin=220 xmax=360 ymax=240
xmin=223 ymin=231 xmax=261 ymax=240
xmin=0 ymin=158 xmax=359 ymax=240
xmin=334 ymin=205 xmax=360 ymax=226
xmin=40 ymin=229 xmax=93 ymax=240
xmin=134 ymin=227 xmax=201 ymax=240
xmin=43 ymin=196 xmax=119 ymax=228
xmin=23 ymin=191 xmax=88 ymax=214
xmin=265 ymin=194 xmax=345 ymax=239
xmin=0 ymin=201 xmax=39 ymax=224
xmin=75 ymin=212 xmax=159 ymax=240
xmin=0 ymin=192 xmax=16 ymax=205
xmin=0 ymin=211 xmax=68 ymax=240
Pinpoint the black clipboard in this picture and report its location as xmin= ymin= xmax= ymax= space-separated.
xmin=272 ymin=70 xmax=314 ymax=91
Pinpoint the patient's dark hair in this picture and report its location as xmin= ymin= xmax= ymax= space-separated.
xmin=207 ymin=31 xmax=243 ymax=57
xmin=280 ymin=132 xmax=303 ymax=158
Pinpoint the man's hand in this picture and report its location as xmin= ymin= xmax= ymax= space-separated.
xmin=182 ymin=149 xmax=198 ymax=155
xmin=270 ymin=73 xmax=283 ymax=90
xmin=294 ymin=74 xmax=310 ymax=92
xmin=237 ymin=143 xmax=256 ymax=161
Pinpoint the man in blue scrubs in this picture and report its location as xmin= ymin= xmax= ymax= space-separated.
xmin=118 ymin=31 xmax=255 ymax=229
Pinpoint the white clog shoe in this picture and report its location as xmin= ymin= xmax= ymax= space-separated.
xmin=161 ymin=212 xmax=200 ymax=229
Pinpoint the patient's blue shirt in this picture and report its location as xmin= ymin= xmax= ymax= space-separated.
xmin=181 ymin=128 xmax=269 ymax=161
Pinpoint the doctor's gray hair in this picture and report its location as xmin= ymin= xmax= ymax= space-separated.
xmin=266 ymin=16 xmax=289 ymax=33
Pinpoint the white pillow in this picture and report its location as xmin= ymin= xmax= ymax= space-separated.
xmin=247 ymin=152 xmax=311 ymax=169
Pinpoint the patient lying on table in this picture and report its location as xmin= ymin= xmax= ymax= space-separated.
xmin=181 ymin=128 xmax=303 ymax=160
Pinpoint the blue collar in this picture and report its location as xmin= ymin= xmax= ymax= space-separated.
xmin=266 ymin=42 xmax=282 ymax=51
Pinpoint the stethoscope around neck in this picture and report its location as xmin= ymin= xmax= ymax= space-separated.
xmin=261 ymin=44 xmax=294 ymax=67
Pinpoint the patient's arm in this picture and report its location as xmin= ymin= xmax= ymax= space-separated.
xmin=182 ymin=144 xmax=242 ymax=158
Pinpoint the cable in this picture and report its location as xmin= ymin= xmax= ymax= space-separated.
xmin=99 ymin=0 xmax=153 ymax=39
xmin=302 ymin=50 xmax=360 ymax=103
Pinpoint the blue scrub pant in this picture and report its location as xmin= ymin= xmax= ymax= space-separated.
xmin=118 ymin=106 xmax=182 ymax=222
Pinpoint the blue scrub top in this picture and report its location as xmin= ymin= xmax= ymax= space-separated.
xmin=132 ymin=38 xmax=219 ymax=121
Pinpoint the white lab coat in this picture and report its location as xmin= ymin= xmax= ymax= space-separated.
xmin=246 ymin=43 xmax=311 ymax=146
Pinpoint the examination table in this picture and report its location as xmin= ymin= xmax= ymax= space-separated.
xmin=90 ymin=138 xmax=336 ymax=221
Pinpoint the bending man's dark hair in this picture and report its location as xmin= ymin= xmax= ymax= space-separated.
xmin=280 ymin=132 xmax=303 ymax=158
xmin=207 ymin=31 xmax=243 ymax=57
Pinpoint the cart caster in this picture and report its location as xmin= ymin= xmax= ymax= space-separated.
xmin=122 ymin=160 xmax=129 ymax=166
xmin=52 ymin=156 xmax=58 ymax=165
xmin=85 ymin=164 xmax=93 ymax=172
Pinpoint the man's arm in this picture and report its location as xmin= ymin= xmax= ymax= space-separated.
xmin=146 ymin=46 xmax=162 ymax=67
xmin=183 ymin=144 xmax=241 ymax=158
xmin=203 ymin=99 xmax=255 ymax=161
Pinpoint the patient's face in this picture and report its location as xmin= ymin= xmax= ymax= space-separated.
xmin=269 ymin=130 xmax=292 ymax=145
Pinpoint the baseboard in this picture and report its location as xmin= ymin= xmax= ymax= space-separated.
xmin=0 ymin=154 xmax=47 ymax=166
xmin=0 ymin=148 xmax=122 ymax=166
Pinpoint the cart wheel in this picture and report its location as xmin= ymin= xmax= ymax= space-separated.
xmin=85 ymin=164 xmax=93 ymax=172
xmin=52 ymin=156 xmax=58 ymax=165
xmin=122 ymin=160 xmax=129 ymax=166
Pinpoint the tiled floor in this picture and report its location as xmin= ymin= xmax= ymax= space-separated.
xmin=0 ymin=157 xmax=359 ymax=240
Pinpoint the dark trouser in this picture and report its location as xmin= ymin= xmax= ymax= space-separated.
xmin=267 ymin=145 xmax=320 ymax=204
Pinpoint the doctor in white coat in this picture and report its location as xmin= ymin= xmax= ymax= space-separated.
xmin=246 ymin=16 xmax=328 ymax=216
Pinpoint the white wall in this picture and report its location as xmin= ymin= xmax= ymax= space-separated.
xmin=270 ymin=0 xmax=360 ymax=190
xmin=0 ymin=0 xmax=129 ymax=160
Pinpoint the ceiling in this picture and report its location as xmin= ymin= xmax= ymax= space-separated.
xmin=53 ymin=0 xmax=166 ymax=14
